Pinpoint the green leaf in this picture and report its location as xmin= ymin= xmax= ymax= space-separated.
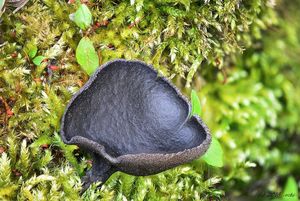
xmin=28 ymin=45 xmax=38 ymax=59
xmin=76 ymin=37 xmax=99 ymax=75
xmin=32 ymin=56 xmax=46 ymax=66
xmin=202 ymin=137 xmax=224 ymax=167
xmin=73 ymin=4 xmax=92 ymax=30
xmin=282 ymin=176 xmax=298 ymax=201
xmin=191 ymin=89 xmax=202 ymax=116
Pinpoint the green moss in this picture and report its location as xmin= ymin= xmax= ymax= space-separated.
xmin=0 ymin=0 xmax=299 ymax=200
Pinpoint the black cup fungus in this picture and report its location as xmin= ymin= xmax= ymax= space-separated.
xmin=60 ymin=59 xmax=211 ymax=191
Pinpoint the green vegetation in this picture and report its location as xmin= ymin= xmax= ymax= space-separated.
xmin=0 ymin=0 xmax=299 ymax=200
xmin=76 ymin=37 xmax=99 ymax=75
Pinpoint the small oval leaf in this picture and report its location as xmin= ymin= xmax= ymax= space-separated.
xmin=28 ymin=45 xmax=38 ymax=59
xmin=33 ymin=56 xmax=46 ymax=66
xmin=73 ymin=4 xmax=92 ymax=30
xmin=202 ymin=137 xmax=224 ymax=167
xmin=282 ymin=176 xmax=298 ymax=201
xmin=191 ymin=89 xmax=202 ymax=116
xmin=76 ymin=37 xmax=99 ymax=75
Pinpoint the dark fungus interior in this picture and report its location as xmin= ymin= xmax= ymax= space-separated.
xmin=62 ymin=60 xmax=207 ymax=157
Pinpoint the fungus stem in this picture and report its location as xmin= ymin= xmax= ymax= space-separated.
xmin=81 ymin=154 xmax=116 ymax=193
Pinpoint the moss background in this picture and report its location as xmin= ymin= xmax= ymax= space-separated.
xmin=0 ymin=0 xmax=299 ymax=200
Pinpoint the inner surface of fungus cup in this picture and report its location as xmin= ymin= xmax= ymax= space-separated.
xmin=60 ymin=59 xmax=212 ymax=191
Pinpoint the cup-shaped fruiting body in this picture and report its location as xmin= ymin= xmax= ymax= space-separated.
xmin=60 ymin=59 xmax=211 ymax=191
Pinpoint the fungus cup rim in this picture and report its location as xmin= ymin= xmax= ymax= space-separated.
xmin=60 ymin=59 xmax=212 ymax=164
